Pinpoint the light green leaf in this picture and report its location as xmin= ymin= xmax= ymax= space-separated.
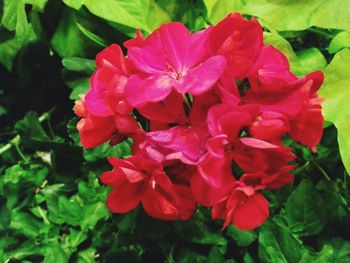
xmin=264 ymin=32 xmax=326 ymax=76
xmin=285 ymin=180 xmax=327 ymax=236
xmin=328 ymin=31 xmax=350 ymax=54
xmin=24 ymin=0 xmax=49 ymax=11
xmin=320 ymin=49 xmax=350 ymax=174
xmin=63 ymin=0 xmax=84 ymax=10
xmin=76 ymin=248 xmax=97 ymax=263
xmin=204 ymin=0 xmax=244 ymax=24
xmin=51 ymin=9 xmax=104 ymax=58
xmin=62 ymin=57 xmax=96 ymax=75
xmin=296 ymin=48 xmax=327 ymax=72
xmin=205 ymin=0 xmax=350 ymax=31
xmin=81 ymin=201 xmax=109 ymax=229
xmin=76 ymin=0 xmax=171 ymax=34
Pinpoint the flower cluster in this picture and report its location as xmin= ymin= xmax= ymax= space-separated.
xmin=74 ymin=13 xmax=324 ymax=230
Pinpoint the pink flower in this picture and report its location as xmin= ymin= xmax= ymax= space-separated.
xmin=75 ymin=44 xmax=142 ymax=148
xmin=125 ymin=22 xmax=227 ymax=107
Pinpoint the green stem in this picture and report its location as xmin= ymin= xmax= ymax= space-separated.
xmin=310 ymin=158 xmax=331 ymax=181
xmin=0 ymin=111 xmax=51 ymax=156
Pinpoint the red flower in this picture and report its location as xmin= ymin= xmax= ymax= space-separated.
xmin=101 ymin=156 xmax=196 ymax=221
xmin=209 ymin=13 xmax=263 ymax=80
xmin=75 ymin=13 xmax=325 ymax=231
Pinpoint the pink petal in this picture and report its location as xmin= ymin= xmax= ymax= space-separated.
xmin=159 ymin=22 xmax=191 ymax=72
xmin=125 ymin=74 xmax=174 ymax=107
xmin=206 ymin=135 xmax=229 ymax=158
xmin=175 ymin=55 xmax=227 ymax=95
xmin=239 ymin=137 xmax=279 ymax=149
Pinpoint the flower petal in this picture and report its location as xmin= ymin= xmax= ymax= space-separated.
xmin=125 ymin=74 xmax=174 ymax=107
xmin=106 ymin=184 xmax=142 ymax=213
xmin=175 ymin=55 xmax=227 ymax=95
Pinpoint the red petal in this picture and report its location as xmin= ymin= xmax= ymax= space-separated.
xmin=106 ymin=184 xmax=142 ymax=213
xmin=232 ymin=193 xmax=269 ymax=230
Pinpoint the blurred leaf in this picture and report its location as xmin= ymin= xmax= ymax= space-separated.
xmin=328 ymin=31 xmax=350 ymax=54
xmin=62 ymin=57 xmax=96 ymax=74
xmin=331 ymin=238 xmax=350 ymax=262
xmin=81 ymin=201 xmax=109 ymax=229
xmin=300 ymin=244 xmax=333 ymax=262
xmin=0 ymin=0 xmax=37 ymax=70
xmin=320 ymin=49 xmax=350 ymax=174
xmin=15 ymin=111 xmax=50 ymax=142
xmin=10 ymin=210 xmax=49 ymax=238
xmin=285 ymin=180 xmax=327 ymax=236
xmin=226 ymin=225 xmax=257 ymax=247
xmin=0 ymin=196 xmax=11 ymax=231
xmin=76 ymin=248 xmax=97 ymax=263
xmin=264 ymin=32 xmax=326 ymax=76
xmin=76 ymin=0 xmax=171 ymax=34
xmin=51 ymin=9 xmax=106 ymax=58
xmin=205 ymin=0 xmax=350 ymax=31
xmin=296 ymin=48 xmax=327 ymax=72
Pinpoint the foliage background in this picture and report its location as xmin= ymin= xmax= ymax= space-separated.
xmin=1 ymin=0 xmax=350 ymax=262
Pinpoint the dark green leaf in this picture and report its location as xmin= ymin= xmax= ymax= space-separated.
xmin=285 ymin=180 xmax=327 ymax=236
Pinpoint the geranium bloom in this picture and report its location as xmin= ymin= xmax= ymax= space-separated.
xmin=101 ymin=156 xmax=196 ymax=220
xmin=75 ymin=13 xmax=325 ymax=231
xmin=124 ymin=22 xmax=227 ymax=107
xmin=76 ymin=44 xmax=143 ymax=149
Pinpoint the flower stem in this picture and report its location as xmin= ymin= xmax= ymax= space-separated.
xmin=0 ymin=111 xmax=51 ymax=156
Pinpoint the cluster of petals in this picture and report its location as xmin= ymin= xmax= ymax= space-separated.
xmin=75 ymin=13 xmax=324 ymax=231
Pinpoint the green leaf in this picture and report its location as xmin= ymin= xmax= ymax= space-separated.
xmin=24 ymin=0 xmax=49 ymax=11
xmin=285 ymin=180 xmax=327 ymax=236
xmin=258 ymin=217 xmax=305 ymax=263
xmin=63 ymin=0 xmax=84 ymax=10
xmin=206 ymin=0 xmax=350 ymax=31
xmin=65 ymin=228 xmax=88 ymax=250
xmin=331 ymin=238 xmax=350 ymax=262
xmin=15 ymin=111 xmax=50 ymax=142
xmin=51 ymin=9 xmax=106 ymax=58
xmin=0 ymin=0 xmax=37 ymax=70
xmin=58 ymin=196 xmax=83 ymax=226
xmin=10 ymin=211 xmax=49 ymax=238
xmin=174 ymin=211 xmax=227 ymax=247
xmin=76 ymin=248 xmax=97 ymax=263
xmin=0 ymin=196 xmax=11 ymax=231
xmin=264 ymin=32 xmax=326 ymax=76
xmin=226 ymin=225 xmax=257 ymax=247
xmin=296 ymin=48 xmax=327 ymax=72
xmin=43 ymin=240 xmax=70 ymax=263
xmin=62 ymin=57 xmax=96 ymax=75
xmin=80 ymin=0 xmax=171 ymax=34
xmin=320 ymin=49 xmax=350 ymax=174
xmin=42 ymin=184 xmax=66 ymax=224
xmin=300 ymin=244 xmax=333 ymax=262
xmin=81 ymin=201 xmax=109 ymax=229
xmin=203 ymin=0 xmax=244 ymax=24
xmin=329 ymin=31 xmax=350 ymax=54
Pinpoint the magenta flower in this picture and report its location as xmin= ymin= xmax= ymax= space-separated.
xmin=124 ymin=22 xmax=227 ymax=107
